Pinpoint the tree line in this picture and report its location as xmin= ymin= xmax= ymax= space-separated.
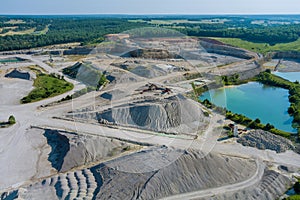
xmin=1 ymin=16 xmax=300 ymax=51
xmin=0 ymin=17 xmax=147 ymax=51
xmin=182 ymin=25 xmax=300 ymax=45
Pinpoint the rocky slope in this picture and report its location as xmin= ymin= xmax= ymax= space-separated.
xmin=2 ymin=147 xmax=259 ymax=200
xmin=204 ymin=169 xmax=291 ymax=200
xmin=237 ymin=130 xmax=295 ymax=153
xmin=43 ymin=128 xmax=137 ymax=173
xmin=200 ymin=40 xmax=254 ymax=59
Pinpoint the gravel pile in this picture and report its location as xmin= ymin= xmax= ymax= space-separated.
xmin=237 ymin=130 xmax=295 ymax=153
xmin=95 ymin=94 xmax=207 ymax=136
xmin=3 ymin=147 xmax=257 ymax=200
xmin=204 ymin=169 xmax=291 ymax=200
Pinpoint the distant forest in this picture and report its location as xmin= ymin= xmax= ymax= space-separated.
xmin=0 ymin=15 xmax=300 ymax=51
xmin=0 ymin=17 xmax=147 ymax=51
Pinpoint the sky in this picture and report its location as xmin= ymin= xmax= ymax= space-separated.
xmin=1 ymin=0 xmax=299 ymax=15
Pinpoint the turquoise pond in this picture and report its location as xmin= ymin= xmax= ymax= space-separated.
xmin=199 ymin=82 xmax=297 ymax=133
xmin=273 ymin=71 xmax=300 ymax=82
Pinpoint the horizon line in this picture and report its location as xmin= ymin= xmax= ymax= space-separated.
xmin=1 ymin=13 xmax=300 ymax=16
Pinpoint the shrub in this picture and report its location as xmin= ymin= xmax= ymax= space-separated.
xmin=285 ymin=195 xmax=300 ymax=200
xmin=8 ymin=115 xmax=16 ymax=125
xmin=265 ymin=69 xmax=271 ymax=73
xmin=295 ymin=181 xmax=300 ymax=194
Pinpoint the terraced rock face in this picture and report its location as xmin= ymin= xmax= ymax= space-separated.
xmin=5 ymin=147 xmax=259 ymax=200
xmin=121 ymin=49 xmax=181 ymax=59
xmin=0 ymin=127 xmax=137 ymax=198
xmin=3 ymin=168 xmax=100 ymax=200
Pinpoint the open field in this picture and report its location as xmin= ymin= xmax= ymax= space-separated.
xmin=0 ymin=28 xmax=36 ymax=36
xmin=0 ymin=25 xmax=50 ymax=37
xmin=4 ymin=19 xmax=25 ymax=24
xmin=213 ymin=37 xmax=300 ymax=54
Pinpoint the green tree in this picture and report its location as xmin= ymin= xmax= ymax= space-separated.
xmin=254 ymin=118 xmax=261 ymax=124
xmin=264 ymin=123 xmax=274 ymax=131
xmin=265 ymin=69 xmax=271 ymax=74
xmin=295 ymin=181 xmax=300 ymax=194
xmin=8 ymin=115 xmax=16 ymax=125
xmin=97 ymin=74 xmax=107 ymax=89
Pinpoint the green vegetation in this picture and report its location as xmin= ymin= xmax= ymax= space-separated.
xmin=0 ymin=115 xmax=16 ymax=128
xmin=221 ymin=73 xmax=248 ymax=85
xmin=8 ymin=115 xmax=16 ymax=125
xmin=191 ymin=83 xmax=209 ymax=97
xmin=98 ymin=74 xmax=107 ymax=89
xmin=285 ymin=195 xmax=300 ymax=200
xmin=255 ymin=71 xmax=300 ymax=134
xmin=0 ymin=16 xmax=148 ymax=51
xmin=222 ymin=125 xmax=235 ymax=138
xmin=295 ymin=179 xmax=300 ymax=194
xmin=129 ymin=16 xmax=300 ymax=45
xmin=214 ymin=37 xmax=300 ymax=54
xmin=284 ymin=179 xmax=300 ymax=200
xmin=186 ymin=25 xmax=300 ymax=45
xmin=1 ymin=15 xmax=300 ymax=51
xmin=21 ymin=73 xmax=74 ymax=103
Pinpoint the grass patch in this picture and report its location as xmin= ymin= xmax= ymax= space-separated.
xmin=285 ymin=195 xmax=300 ymax=200
xmin=21 ymin=73 xmax=73 ymax=103
xmin=4 ymin=19 xmax=25 ymax=24
xmin=212 ymin=37 xmax=300 ymax=54
xmin=0 ymin=28 xmax=36 ymax=37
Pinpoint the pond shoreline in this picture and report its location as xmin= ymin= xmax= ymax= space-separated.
xmin=195 ymin=70 xmax=300 ymax=138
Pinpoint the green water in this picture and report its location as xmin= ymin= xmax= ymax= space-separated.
xmin=0 ymin=57 xmax=25 ymax=63
xmin=200 ymin=82 xmax=297 ymax=133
